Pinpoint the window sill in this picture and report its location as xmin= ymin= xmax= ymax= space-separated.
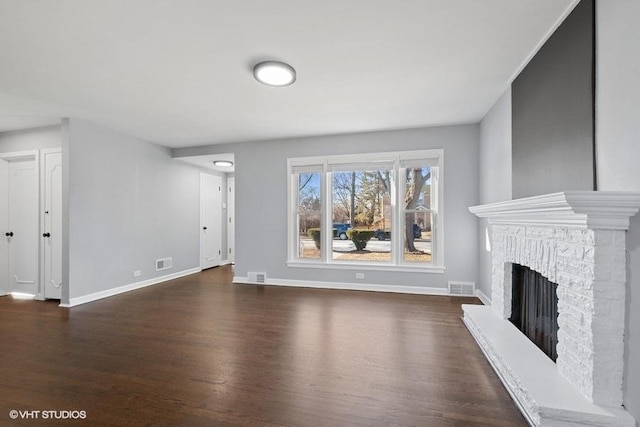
xmin=286 ymin=260 xmax=446 ymax=274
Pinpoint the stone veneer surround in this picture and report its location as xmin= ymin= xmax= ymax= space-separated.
xmin=465 ymin=192 xmax=640 ymax=426
xmin=493 ymin=225 xmax=625 ymax=406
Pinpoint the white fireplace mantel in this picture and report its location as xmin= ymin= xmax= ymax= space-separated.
xmin=464 ymin=191 xmax=640 ymax=427
xmin=469 ymin=191 xmax=640 ymax=230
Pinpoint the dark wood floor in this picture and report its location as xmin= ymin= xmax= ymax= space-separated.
xmin=0 ymin=266 xmax=526 ymax=426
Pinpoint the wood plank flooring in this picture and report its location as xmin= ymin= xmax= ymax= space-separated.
xmin=0 ymin=266 xmax=526 ymax=426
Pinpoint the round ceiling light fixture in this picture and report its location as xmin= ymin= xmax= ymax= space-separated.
xmin=213 ymin=160 xmax=233 ymax=167
xmin=253 ymin=61 xmax=296 ymax=87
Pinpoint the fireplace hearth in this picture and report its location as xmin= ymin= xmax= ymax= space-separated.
xmin=465 ymin=192 xmax=640 ymax=427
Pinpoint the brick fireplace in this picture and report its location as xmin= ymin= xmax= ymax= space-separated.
xmin=464 ymin=192 xmax=640 ymax=426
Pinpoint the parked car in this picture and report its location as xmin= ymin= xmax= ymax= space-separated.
xmin=332 ymin=223 xmax=352 ymax=240
xmin=374 ymin=224 xmax=421 ymax=241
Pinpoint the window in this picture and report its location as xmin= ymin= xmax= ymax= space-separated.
xmin=288 ymin=150 xmax=443 ymax=271
xmin=292 ymin=166 xmax=322 ymax=260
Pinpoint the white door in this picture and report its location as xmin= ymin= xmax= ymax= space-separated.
xmin=0 ymin=158 xmax=9 ymax=295
xmin=227 ymin=177 xmax=235 ymax=264
xmin=200 ymin=173 xmax=222 ymax=269
xmin=8 ymin=157 xmax=39 ymax=295
xmin=42 ymin=150 xmax=62 ymax=299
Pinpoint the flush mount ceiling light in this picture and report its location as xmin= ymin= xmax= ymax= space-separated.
xmin=253 ymin=61 xmax=296 ymax=87
xmin=213 ymin=160 xmax=233 ymax=167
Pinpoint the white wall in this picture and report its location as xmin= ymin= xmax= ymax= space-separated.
xmin=175 ymin=124 xmax=480 ymax=291
xmin=66 ymin=120 xmax=203 ymax=303
xmin=0 ymin=125 xmax=61 ymax=152
xmin=477 ymin=88 xmax=512 ymax=300
xmin=596 ymin=0 xmax=640 ymax=419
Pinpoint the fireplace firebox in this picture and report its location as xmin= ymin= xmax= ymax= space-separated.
xmin=509 ymin=264 xmax=558 ymax=361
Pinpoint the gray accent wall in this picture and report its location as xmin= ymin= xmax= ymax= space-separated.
xmin=511 ymin=0 xmax=595 ymax=198
xmin=596 ymin=0 xmax=640 ymax=419
xmin=175 ymin=124 xmax=480 ymax=290
xmin=66 ymin=119 xmax=203 ymax=301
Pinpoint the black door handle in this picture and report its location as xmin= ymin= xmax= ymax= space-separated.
xmin=5 ymin=232 xmax=13 ymax=237
xmin=203 ymin=226 xmax=208 ymax=230
xmin=43 ymin=233 xmax=51 ymax=238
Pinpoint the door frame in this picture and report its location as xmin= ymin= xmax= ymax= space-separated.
xmin=227 ymin=177 xmax=235 ymax=264
xmin=0 ymin=150 xmax=40 ymax=297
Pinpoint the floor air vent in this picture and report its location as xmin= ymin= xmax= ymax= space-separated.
xmin=248 ymin=272 xmax=267 ymax=284
xmin=448 ymin=281 xmax=475 ymax=296
xmin=156 ymin=257 xmax=173 ymax=271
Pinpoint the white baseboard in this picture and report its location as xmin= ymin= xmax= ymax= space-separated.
xmin=475 ymin=289 xmax=491 ymax=306
xmin=60 ymin=267 xmax=201 ymax=308
xmin=232 ymin=276 xmax=448 ymax=296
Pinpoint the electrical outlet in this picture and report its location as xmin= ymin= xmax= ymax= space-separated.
xmin=133 ymin=270 xmax=141 ymax=278
xmin=356 ymin=273 xmax=365 ymax=279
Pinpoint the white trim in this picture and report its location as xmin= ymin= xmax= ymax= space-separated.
xmin=233 ymin=275 xmax=449 ymax=296
xmin=288 ymin=148 xmax=445 ymax=269
xmin=200 ymin=173 xmax=205 ymax=269
xmin=0 ymin=149 xmax=40 ymax=161
xmin=475 ymin=288 xmax=491 ymax=306
xmin=469 ymin=191 xmax=640 ymax=230
xmin=286 ymin=260 xmax=445 ymax=274
xmin=59 ymin=267 xmax=201 ymax=308
xmin=226 ymin=177 xmax=235 ymax=264
xmin=288 ymin=149 xmax=444 ymax=168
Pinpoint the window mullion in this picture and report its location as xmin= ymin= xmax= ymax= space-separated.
xmin=289 ymin=170 xmax=297 ymax=261
xmin=322 ymin=166 xmax=331 ymax=262
xmin=393 ymin=163 xmax=402 ymax=266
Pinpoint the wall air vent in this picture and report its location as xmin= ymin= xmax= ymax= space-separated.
xmin=156 ymin=257 xmax=173 ymax=272
xmin=448 ymin=281 xmax=475 ymax=296
xmin=247 ymin=272 xmax=267 ymax=284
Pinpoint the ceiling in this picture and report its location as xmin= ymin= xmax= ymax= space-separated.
xmin=0 ymin=0 xmax=578 ymax=148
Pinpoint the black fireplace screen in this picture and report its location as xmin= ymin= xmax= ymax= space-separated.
xmin=509 ymin=264 xmax=559 ymax=361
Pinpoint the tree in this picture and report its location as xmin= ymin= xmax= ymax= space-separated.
xmin=298 ymin=173 xmax=321 ymax=232
xmin=332 ymin=172 xmax=353 ymax=223
xmin=405 ymin=168 xmax=430 ymax=252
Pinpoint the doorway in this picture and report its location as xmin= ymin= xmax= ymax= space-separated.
xmin=200 ymin=173 xmax=222 ymax=269
xmin=0 ymin=151 xmax=39 ymax=296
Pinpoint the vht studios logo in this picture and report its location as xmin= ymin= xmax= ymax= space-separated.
xmin=9 ymin=410 xmax=87 ymax=420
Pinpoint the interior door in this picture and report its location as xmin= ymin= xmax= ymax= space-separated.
xmin=227 ymin=177 xmax=235 ymax=264
xmin=42 ymin=150 xmax=62 ymax=299
xmin=8 ymin=157 xmax=39 ymax=295
xmin=200 ymin=173 xmax=222 ymax=269
xmin=0 ymin=158 xmax=9 ymax=295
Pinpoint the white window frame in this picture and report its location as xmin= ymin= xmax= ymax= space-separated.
xmin=287 ymin=149 xmax=445 ymax=273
